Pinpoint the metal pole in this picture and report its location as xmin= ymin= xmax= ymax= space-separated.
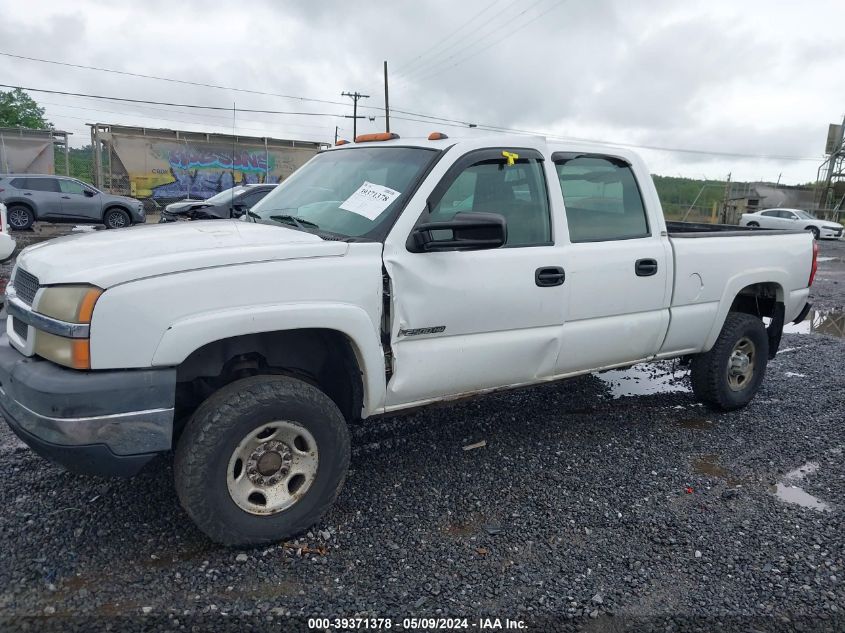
xmin=721 ymin=172 xmax=732 ymax=224
xmin=384 ymin=61 xmax=390 ymax=133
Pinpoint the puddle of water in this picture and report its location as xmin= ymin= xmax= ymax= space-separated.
xmin=597 ymin=364 xmax=690 ymax=398
xmin=691 ymin=454 xmax=743 ymax=486
xmin=770 ymin=461 xmax=832 ymax=512
xmin=783 ymin=308 xmax=845 ymax=339
xmin=677 ymin=418 xmax=713 ymax=430
xmin=771 ymin=484 xmax=831 ymax=512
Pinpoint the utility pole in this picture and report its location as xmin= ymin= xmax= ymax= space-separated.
xmin=334 ymin=126 xmax=339 ymax=145
xmin=383 ymin=61 xmax=390 ymax=133
xmin=721 ymin=172 xmax=732 ymax=224
xmin=341 ymin=91 xmax=370 ymax=140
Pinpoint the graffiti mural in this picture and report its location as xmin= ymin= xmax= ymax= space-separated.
xmin=107 ymin=132 xmax=320 ymax=200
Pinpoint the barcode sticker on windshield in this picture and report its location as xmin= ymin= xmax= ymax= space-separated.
xmin=339 ymin=181 xmax=401 ymax=220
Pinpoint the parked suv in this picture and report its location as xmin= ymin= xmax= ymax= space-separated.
xmin=0 ymin=175 xmax=145 ymax=230
xmin=158 ymin=184 xmax=277 ymax=223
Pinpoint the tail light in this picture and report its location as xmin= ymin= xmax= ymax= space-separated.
xmin=808 ymin=239 xmax=819 ymax=287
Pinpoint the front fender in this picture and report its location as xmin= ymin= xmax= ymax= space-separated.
xmin=152 ymin=302 xmax=386 ymax=416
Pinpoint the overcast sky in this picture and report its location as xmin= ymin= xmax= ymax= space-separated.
xmin=1 ymin=0 xmax=842 ymax=183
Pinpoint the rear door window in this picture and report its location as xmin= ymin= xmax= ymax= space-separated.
xmin=23 ymin=178 xmax=60 ymax=193
xmin=554 ymin=155 xmax=649 ymax=242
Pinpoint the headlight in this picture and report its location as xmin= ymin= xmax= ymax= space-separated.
xmin=38 ymin=285 xmax=102 ymax=323
xmin=34 ymin=285 xmax=102 ymax=369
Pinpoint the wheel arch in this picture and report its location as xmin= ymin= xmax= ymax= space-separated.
xmin=102 ymin=205 xmax=131 ymax=220
xmin=704 ymin=277 xmax=786 ymax=352
xmin=6 ymin=199 xmax=35 ymax=216
xmin=174 ymin=328 xmax=365 ymax=426
xmin=154 ymin=303 xmax=386 ymax=420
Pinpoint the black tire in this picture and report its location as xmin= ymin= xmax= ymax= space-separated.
xmin=174 ymin=375 xmax=350 ymax=547
xmin=690 ymin=312 xmax=769 ymax=411
xmin=7 ymin=204 xmax=34 ymax=230
xmin=104 ymin=207 xmax=130 ymax=229
xmin=806 ymin=226 xmax=820 ymax=240
xmin=746 ymin=221 xmax=759 ymax=227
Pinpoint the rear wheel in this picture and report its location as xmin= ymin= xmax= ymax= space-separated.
xmin=690 ymin=312 xmax=768 ymax=411
xmin=746 ymin=221 xmax=759 ymax=228
xmin=806 ymin=226 xmax=820 ymax=240
xmin=7 ymin=205 xmax=34 ymax=230
xmin=174 ymin=375 xmax=350 ymax=547
xmin=104 ymin=208 xmax=130 ymax=229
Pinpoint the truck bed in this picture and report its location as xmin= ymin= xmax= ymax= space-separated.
xmin=666 ymin=221 xmax=801 ymax=237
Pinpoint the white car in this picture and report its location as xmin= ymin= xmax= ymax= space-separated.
xmin=0 ymin=203 xmax=16 ymax=262
xmin=0 ymin=134 xmax=818 ymax=546
xmin=739 ymin=208 xmax=844 ymax=240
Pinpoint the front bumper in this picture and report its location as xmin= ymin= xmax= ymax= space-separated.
xmin=820 ymin=226 xmax=843 ymax=239
xmin=0 ymin=334 xmax=176 ymax=476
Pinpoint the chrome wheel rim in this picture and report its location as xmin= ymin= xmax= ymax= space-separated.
xmin=727 ymin=337 xmax=755 ymax=391
xmin=226 ymin=421 xmax=319 ymax=515
xmin=8 ymin=208 xmax=28 ymax=228
xmin=108 ymin=212 xmax=127 ymax=228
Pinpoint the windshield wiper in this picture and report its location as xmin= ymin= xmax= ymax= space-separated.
xmin=269 ymin=214 xmax=320 ymax=230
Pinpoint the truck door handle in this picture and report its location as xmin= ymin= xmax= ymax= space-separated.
xmin=635 ymin=258 xmax=658 ymax=277
xmin=535 ymin=266 xmax=566 ymax=287
xmin=61 ymin=196 xmax=71 ymax=199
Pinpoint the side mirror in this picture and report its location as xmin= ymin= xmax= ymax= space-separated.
xmin=84 ymin=190 xmax=95 ymax=197
xmin=409 ymin=211 xmax=507 ymax=253
xmin=231 ymin=203 xmax=248 ymax=218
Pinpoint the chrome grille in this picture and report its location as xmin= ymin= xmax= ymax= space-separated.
xmin=12 ymin=316 xmax=27 ymax=341
xmin=13 ymin=268 xmax=39 ymax=305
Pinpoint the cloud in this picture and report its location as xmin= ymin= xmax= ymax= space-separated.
xmin=0 ymin=0 xmax=841 ymax=182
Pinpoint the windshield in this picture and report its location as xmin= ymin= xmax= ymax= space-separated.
xmin=794 ymin=210 xmax=816 ymax=219
xmin=205 ymin=186 xmax=250 ymax=204
xmin=250 ymin=146 xmax=437 ymax=238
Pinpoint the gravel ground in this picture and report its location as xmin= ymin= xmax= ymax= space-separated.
xmin=0 ymin=229 xmax=843 ymax=632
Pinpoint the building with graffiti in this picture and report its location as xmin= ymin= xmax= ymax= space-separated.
xmin=89 ymin=124 xmax=326 ymax=201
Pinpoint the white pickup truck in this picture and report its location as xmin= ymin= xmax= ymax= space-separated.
xmin=0 ymin=134 xmax=818 ymax=546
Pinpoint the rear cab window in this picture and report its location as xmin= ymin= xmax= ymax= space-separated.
xmin=553 ymin=153 xmax=649 ymax=242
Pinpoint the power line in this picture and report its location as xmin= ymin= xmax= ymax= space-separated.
xmin=38 ymin=98 xmax=339 ymax=132
xmin=0 ymin=49 xmax=479 ymax=126
xmin=412 ymin=0 xmax=567 ymax=84
xmin=396 ymin=0 xmax=550 ymax=83
xmin=0 ymin=51 xmax=354 ymax=109
xmin=3 ymin=83 xmax=822 ymax=162
xmin=0 ymin=83 xmax=350 ymax=117
xmin=393 ymin=0 xmax=507 ymax=76
xmin=41 ymin=102 xmax=336 ymax=139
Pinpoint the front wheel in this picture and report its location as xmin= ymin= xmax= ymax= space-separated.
xmin=174 ymin=375 xmax=350 ymax=547
xmin=104 ymin=208 xmax=130 ymax=229
xmin=690 ymin=312 xmax=769 ymax=411
xmin=806 ymin=226 xmax=820 ymax=240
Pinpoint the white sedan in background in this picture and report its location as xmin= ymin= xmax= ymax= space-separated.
xmin=0 ymin=203 xmax=16 ymax=261
xmin=739 ymin=208 xmax=844 ymax=240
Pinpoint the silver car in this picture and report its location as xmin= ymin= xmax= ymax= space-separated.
xmin=0 ymin=175 xmax=146 ymax=230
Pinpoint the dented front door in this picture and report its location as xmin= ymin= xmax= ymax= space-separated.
xmin=382 ymin=147 xmax=568 ymax=409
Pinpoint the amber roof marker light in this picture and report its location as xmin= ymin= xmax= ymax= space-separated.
xmin=354 ymin=132 xmax=399 ymax=143
xmin=335 ymin=139 xmax=350 ymax=146
xmin=428 ymin=132 xmax=448 ymax=140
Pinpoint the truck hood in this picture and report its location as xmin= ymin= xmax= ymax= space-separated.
xmin=16 ymin=220 xmax=348 ymax=288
